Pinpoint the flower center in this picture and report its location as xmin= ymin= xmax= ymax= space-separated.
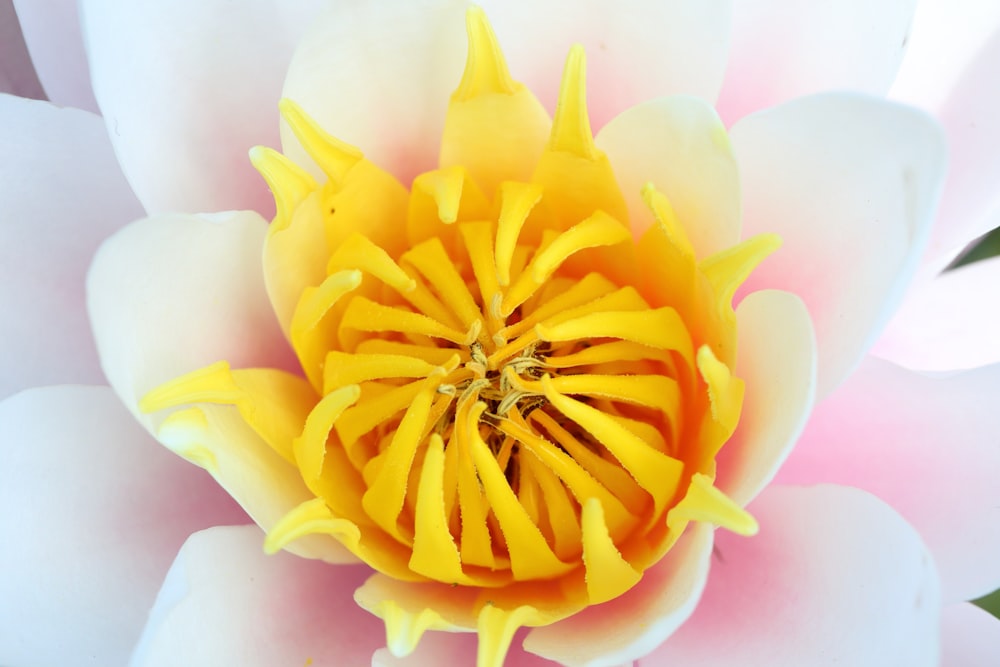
xmin=140 ymin=7 xmax=781 ymax=666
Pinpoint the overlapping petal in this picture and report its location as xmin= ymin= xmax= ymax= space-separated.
xmin=79 ymin=0 xmax=326 ymax=215
xmin=12 ymin=0 xmax=97 ymax=110
xmin=0 ymin=94 xmax=143 ymax=400
xmin=731 ymin=93 xmax=946 ymax=396
xmin=717 ymin=0 xmax=917 ymax=124
xmin=873 ymin=256 xmax=1000 ymax=371
xmin=131 ymin=525 xmax=383 ymax=667
xmin=0 ymin=386 xmax=245 ymax=666
xmin=776 ymin=357 xmax=1000 ymax=603
xmin=639 ymin=485 xmax=940 ymax=667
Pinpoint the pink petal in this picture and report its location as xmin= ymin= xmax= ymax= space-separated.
xmin=595 ymin=95 xmax=740 ymax=256
xmin=640 ymin=485 xmax=941 ymax=667
xmin=0 ymin=94 xmax=143 ymax=400
xmin=923 ymin=28 xmax=1000 ymax=266
xmin=11 ymin=0 xmax=98 ymax=110
xmin=776 ymin=356 xmax=1000 ymax=603
xmin=131 ymin=525 xmax=384 ymax=667
xmin=281 ymin=1 xmax=733 ymax=187
xmin=730 ymin=93 xmax=946 ymax=397
xmin=715 ymin=289 xmax=816 ymax=507
xmin=0 ymin=385 xmax=245 ymax=666
xmin=79 ymin=0 xmax=325 ymax=215
xmin=872 ymin=256 xmax=1000 ymax=371
xmin=87 ymin=212 xmax=296 ymax=427
xmin=0 ymin=2 xmax=44 ymax=99
xmin=941 ymin=603 xmax=1000 ymax=667
xmin=716 ymin=0 xmax=917 ymax=124
xmin=522 ymin=523 xmax=713 ymax=666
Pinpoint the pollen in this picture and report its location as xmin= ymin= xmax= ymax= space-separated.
xmin=140 ymin=6 xmax=780 ymax=667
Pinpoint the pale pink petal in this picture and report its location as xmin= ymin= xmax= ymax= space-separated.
xmin=0 ymin=385 xmax=245 ymax=667
xmin=941 ymin=603 xmax=1000 ymax=667
xmin=281 ymin=2 xmax=732 ymax=187
xmin=890 ymin=0 xmax=1000 ymax=112
xmin=522 ymin=523 xmax=712 ymax=666
xmin=923 ymin=28 xmax=1000 ymax=266
xmin=0 ymin=94 xmax=143 ymax=400
xmin=715 ymin=290 xmax=816 ymax=507
xmin=717 ymin=0 xmax=917 ymax=124
xmin=480 ymin=1 xmax=733 ymax=129
xmin=872 ymin=256 xmax=1000 ymax=371
xmin=595 ymin=96 xmax=740 ymax=256
xmin=0 ymin=1 xmax=44 ymax=99
xmin=79 ymin=0 xmax=325 ymax=215
xmin=12 ymin=0 xmax=98 ymax=110
xmin=87 ymin=212 xmax=295 ymax=427
xmin=640 ymin=485 xmax=940 ymax=667
xmin=131 ymin=525 xmax=384 ymax=667
xmin=731 ymin=94 xmax=946 ymax=397
xmin=775 ymin=356 xmax=1000 ymax=603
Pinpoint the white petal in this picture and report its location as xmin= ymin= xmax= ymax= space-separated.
xmin=776 ymin=356 xmax=1000 ymax=603
xmin=0 ymin=386 xmax=245 ymax=667
xmin=11 ymin=0 xmax=98 ymax=110
xmin=132 ymin=525 xmax=383 ymax=667
xmin=731 ymin=93 xmax=946 ymax=397
xmin=641 ymin=485 xmax=940 ymax=667
xmin=0 ymin=94 xmax=143 ymax=400
xmin=87 ymin=212 xmax=295 ymax=427
xmin=717 ymin=0 xmax=917 ymax=123
xmin=595 ymin=96 xmax=740 ymax=255
xmin=281 ymin=2 xmax=733 ymax=186
xmin=872 ymin=256 xmax=1000 ymax=371
xmin=715 ymin=290 xmax=816 ymax=507
xmin=889 ymin=0 xmax=1000 ymax=112
xmin=481 ymin=1 xmax=733 ymax=129
xmin=79 ymin=0 xmax=325 ymax=215
xmin=924 ymin=29 xmax=1000 ymax=266
xmin=523 ymin=523 xmax=713 ymax=667
xmin=941 ymin=603 xmax=1000 ymax=667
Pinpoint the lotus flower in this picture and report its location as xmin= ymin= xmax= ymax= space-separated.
xmin=1 ymin=2 xmax=998 ymax=666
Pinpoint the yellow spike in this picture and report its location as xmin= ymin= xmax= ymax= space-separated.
xmin=581 ymin=498 xmax=642 ymax=604
xmin=454 ymin=6 xmax=517 ymax=101
xmin=495 ymin=181 xmax=543 ymax=286
xmin=669 ymin=473 xmax=759 ymax=536
xmin=263 ymin=497 xmax=362 ymax=555
xmin=411 ymin=165 xmax=470 ymax=224
xmin=378 ymin=600 xmax=452 ymax=658
xmin=278 ymin=98 xmax=363 ymax=183
xmin=699 ymin=233 xmax=783 ymax=308
xmin=548 ymin=44 xmax=598 ymax=159
xmin=476 ymin=605 xmax=541 ymax=667
xmin=696 ymin=345 xmax=744 ymax=430
xmin=249 ymin=145 xmax=317 ymax=229
xmin=641 ymin=182 xmax=695 ymax=258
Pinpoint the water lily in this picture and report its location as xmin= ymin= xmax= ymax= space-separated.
xmin=2 ymin=1 xmax=999 ymax=666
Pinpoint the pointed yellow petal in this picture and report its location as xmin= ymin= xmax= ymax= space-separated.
xmin=669 ymin=473 xmax=759 ymax=536
xmin=581 ymin=498 xmax=642 ymax=604
xmin=249 ymin=145 xmax=317 ymax=230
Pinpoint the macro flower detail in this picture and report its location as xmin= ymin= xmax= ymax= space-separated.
xmin=6 ymin=2 xmax=1000 ymax=666
xmin=138 ymin=10 xmax=776 ymax=665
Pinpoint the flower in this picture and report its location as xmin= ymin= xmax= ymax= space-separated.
xmin=2 ymin=2 xmax=1000 ymax=666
